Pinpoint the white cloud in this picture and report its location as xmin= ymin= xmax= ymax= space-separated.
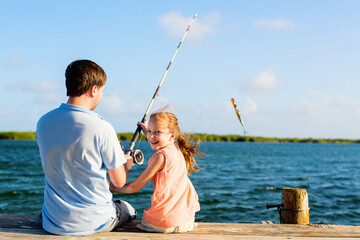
xmin=151 ymin=96 xmax=171 ymax=112
xmin=253 ymin=18 xmax=296 ymax=30
xmin=290 ymin=91 xmax=360 ymax=120
xmin=9 ymin=80 xmax=60 ymax=92
xmin=244 ymin=98 xmax=258 ymax=113
xmin=242 ymin=67 xmax=280 ymax=93
xmin=101 ymin=94 xmax=125 ymax=115
xmin=350 ymin=31 xmax=359 ymax=39
xmin=158 ymin=11 xmax=221 ymax=41
xmin=34 ymin=93 xmax=65 ymax=105
xmin=279 ymin=91 xmax=360 ymax=138
xmin=7 ymin=56 xmax=25 ymax=67
xmin=222 ymin=91 xmax=360 ymax=139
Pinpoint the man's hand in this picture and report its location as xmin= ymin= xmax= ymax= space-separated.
xmin=125 ymin=154 xmax=133 ymax=171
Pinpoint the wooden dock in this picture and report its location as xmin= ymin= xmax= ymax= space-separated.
xmin=1 ymin=214 xmax=360 ymax=239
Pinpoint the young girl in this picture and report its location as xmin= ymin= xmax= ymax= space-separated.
xmin=111 ymin=109 xmax=206 ymax=233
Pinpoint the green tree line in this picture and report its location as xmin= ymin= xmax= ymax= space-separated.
xmin=1 ymin=131 xmax=359 ymax=144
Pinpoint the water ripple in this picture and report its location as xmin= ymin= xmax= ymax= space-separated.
xmin=1 ymin=141 xmax=360 ymax=225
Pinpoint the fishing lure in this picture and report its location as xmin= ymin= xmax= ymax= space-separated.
xmin=231 ymin=98 xmax=247 ymax=135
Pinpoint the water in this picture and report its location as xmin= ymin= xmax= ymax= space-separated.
xmin=1 ymin=140 xmax=360 ymax=225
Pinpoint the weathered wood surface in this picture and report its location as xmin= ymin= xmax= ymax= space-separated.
xmin=281 ymin=188 xmax=310 ymax=224
xmin=1 ymin=214 xmax=360 ymax=240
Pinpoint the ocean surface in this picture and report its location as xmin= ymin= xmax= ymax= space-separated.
xmin=1 ymin=140 xmax=359 ymax=225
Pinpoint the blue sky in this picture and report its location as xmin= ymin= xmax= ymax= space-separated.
xmin=1 ymin=1 xmax=359 ymax=139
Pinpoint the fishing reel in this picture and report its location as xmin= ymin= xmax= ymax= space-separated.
xmin=125 ymin=149 xmax=144 ymax=165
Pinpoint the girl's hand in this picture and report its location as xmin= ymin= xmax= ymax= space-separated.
xmin=110 ymin=153 xmax=165 ymax=194
xmin=138 ymin=120 xmax=148 ymax=133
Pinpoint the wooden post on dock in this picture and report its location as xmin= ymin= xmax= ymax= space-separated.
xmin=281 ymin=188 xmax=309 ymax=224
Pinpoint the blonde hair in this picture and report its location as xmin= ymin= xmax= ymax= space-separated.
xmin=150 ymin=110 xmax=206 ymax=175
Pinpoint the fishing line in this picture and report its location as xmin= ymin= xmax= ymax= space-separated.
xmin=125 ymin=13 xmax=197 ymax=165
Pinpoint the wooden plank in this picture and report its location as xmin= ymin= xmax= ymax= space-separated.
xmin=1 ymin=214 xmax=360 ymax=239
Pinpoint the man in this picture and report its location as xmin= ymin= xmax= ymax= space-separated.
xmin=36 ymin=59 xmax=136 ymax=236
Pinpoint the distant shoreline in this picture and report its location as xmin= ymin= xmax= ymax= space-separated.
xmin=1 ymin=131 xmax=359 ymax=144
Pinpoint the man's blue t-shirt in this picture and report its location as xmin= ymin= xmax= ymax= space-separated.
xmin=36 ymin=103 xmax=127 ymax=236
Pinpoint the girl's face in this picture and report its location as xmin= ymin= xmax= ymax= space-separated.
xmin=146 ymin=118 xmax=175 ymax=150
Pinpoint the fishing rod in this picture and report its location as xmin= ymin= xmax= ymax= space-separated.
xmin=125 ymin=13 xmax=198 ymax=165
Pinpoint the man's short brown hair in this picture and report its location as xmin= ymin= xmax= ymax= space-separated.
xmin=65 ymin=60 xmax=107 ymax=97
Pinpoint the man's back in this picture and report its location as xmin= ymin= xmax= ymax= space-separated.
xmin=36 ymin=103 xmax=126 ymax=236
